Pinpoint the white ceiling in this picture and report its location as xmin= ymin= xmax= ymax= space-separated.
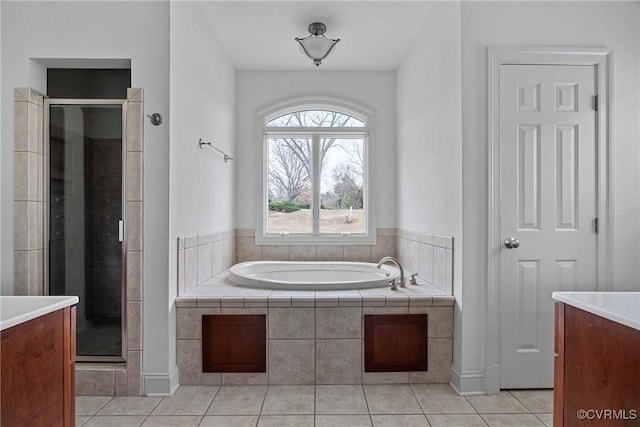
xmin=198 ymin=1 xmax=433 ymax=70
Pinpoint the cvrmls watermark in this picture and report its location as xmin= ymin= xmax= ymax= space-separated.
xmin=577 ymin=409 xmax=638 ymax=421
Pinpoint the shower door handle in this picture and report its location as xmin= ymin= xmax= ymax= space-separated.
xmin=118 ymin=220 xmax=124 ymax=242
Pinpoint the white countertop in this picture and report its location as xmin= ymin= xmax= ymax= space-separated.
xmin=0 ymin=296 xmax=79 ymax=331
xmin=552 ymin=292 xmax=640 ymax=331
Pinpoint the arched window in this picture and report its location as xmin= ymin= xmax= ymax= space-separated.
xmin=257 ymin=98 xmax=374 ymax=244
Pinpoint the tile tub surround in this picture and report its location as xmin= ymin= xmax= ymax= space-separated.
xmin=233 ymin=228 xmax=397 ymax=265
xmin=177 ymin=231 xmax=236 ymax=295
xmin=175 ymin=273 xmax=454 ymax=386
xmin=396 ymin=229 xmax=454 ymax=295
xmin=177 ymin=228 xmax=454 ymax=297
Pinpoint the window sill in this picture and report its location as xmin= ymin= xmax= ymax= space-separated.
xmin=255 ymin=233 xmax=376 ymax=246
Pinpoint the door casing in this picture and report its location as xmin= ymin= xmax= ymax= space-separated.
xmin=486 ymin=47 xmax=612 ymax=394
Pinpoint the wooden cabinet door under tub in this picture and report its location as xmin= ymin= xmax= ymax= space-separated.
xmin=202 ymin=315 xmax=266 ymax=373
xmin=364 ymin=314 xmax=428 ymax=372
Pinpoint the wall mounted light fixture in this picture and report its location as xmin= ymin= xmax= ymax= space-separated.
xmin=295 ymin=22 xmax=340 ymax=67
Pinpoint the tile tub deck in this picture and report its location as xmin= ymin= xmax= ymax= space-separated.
xmin=176 ymin=273 xmax=454 ymax=387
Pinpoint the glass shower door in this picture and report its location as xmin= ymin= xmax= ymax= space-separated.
xmin=46 ymin=100 xmax=126 ymax=361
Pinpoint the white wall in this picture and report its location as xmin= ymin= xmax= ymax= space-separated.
xmin=0 ymin=0 xmax=172 ymax=383
xmin=235 ymin=71 xmax=397 ymax=230
xmin=460 ymin=1 xmax=640 ymax=393
xmin=168 ymin=1 xmax=235 ymax=377
xmin=0 ymin=2 xmax=3 ymax=290
xmin=396 ymin=0 xmax=463 ymax=381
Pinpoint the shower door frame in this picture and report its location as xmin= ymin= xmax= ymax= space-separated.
xmin=44 ymin=98 xmax=128 ymax=363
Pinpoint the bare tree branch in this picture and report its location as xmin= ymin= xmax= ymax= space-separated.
xmin=268 ymin=111 xmax=363 ymax=206
xmin=269 ymin=139 xmax=310 ymax=201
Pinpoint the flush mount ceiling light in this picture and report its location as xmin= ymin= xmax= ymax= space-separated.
xmin=295 ymin=22 xmax=340 ymax=67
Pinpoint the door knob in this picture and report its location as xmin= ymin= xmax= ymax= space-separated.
xmin=504 ymin=237 xmax=520 ymax=249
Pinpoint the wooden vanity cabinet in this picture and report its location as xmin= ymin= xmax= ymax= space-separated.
xmin=1 ymin=306 xmax=76 ymax=427
xmin=554 ymin=302 xmax=640 ymax=427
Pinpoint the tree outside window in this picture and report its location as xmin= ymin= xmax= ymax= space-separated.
xmin=262 ymin=107 xmax=370 ymax=240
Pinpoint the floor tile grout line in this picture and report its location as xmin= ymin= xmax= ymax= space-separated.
xmin=407 ymin=382 xmax=430 ymax=418
xmin=257 ymin=384 xmax=268 ymax=420
xmin=477 ymin=413 xmax=491 ymax=426
xmin=141 ymin=394 xmax=167 ymax=423
xmin=97 ymin=396 xmax=115 ymax=416
xmin=78 ymin=395 xmax=114 ymax=417
xmin=509 ymin=389 xmax=551 ymax=414
xmin=463 ymin=394 xmax=481 ymax=414
xmin=508 ymin=389 xmax=533 ymax=413
xmin=532 ymin=412 xmax=552 ymax=427
xmin=196 ymin=413 xmax=207 ymax=427
xmin=358 ymin=383 xmax=374 ymax=427
xmin=201 ymin=385 xmax=222 ymax=417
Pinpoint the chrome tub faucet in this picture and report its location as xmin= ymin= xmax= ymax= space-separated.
xmin=376 ymin=256 xmax=405 ymax=288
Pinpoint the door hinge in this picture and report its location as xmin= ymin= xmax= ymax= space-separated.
xmin=593 ymin=95 xmax=599 ymax=111
xmin=594 ymin=217 xmax=599 ymax=234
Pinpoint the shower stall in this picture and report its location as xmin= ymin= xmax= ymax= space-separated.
xmin=45 ymin=99 xmax=127 ymax=362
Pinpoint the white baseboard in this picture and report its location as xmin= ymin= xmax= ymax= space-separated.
xmin=143 ymin=366 xmax=180 ymax=396
xmin=450 ymin=364 xmax=487 ymax=395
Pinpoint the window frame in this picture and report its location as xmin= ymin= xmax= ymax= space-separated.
xmin=256 ymin=97 xmax=376 ymax=245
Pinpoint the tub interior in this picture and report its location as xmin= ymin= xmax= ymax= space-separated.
xmin=229 ymin=261 xmax=400 ymax=290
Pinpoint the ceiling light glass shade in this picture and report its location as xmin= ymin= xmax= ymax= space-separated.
xmin=295 ymin=22 xmax=340 ymax=67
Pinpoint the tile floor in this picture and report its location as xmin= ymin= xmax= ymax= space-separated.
xmin=76 ymin=384 xmax=553 ymax=427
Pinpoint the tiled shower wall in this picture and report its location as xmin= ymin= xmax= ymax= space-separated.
xmin=123 ymin=88 xmax=145 ymax=396
xmin=85 ymin=137 xmax=123 ymax=319
xmin=13 ymin=88 xmax=45 ymax=295
xmin=14 ymin=87 xmax=145 ymax=396
xmin=177 ymin=228 xmax=453 ymax=296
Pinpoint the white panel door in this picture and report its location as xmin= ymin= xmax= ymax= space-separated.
xmin=499 ymin=64 xmax=598 ymax=388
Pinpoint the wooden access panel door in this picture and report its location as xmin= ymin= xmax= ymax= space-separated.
xmin=364 ymin=314 xmax=427 ymax=372
xmin=1 ymin=306 xmax=75 ymax=427
xmin=202 ymin=315 xmax=266 ymax=373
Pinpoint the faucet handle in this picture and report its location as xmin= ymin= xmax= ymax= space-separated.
xmin=389 ymin=279 xmax=398 ymax=291
xmin=410 ymin=273 xmax=418 ymax=285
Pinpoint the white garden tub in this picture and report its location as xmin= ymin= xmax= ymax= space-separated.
xmin=229 ymin=261 xmax=400 ymax=290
